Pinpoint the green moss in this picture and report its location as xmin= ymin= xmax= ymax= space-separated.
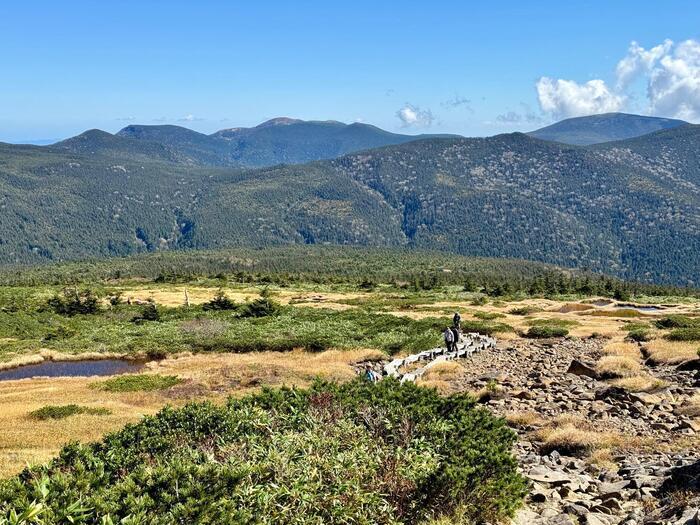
xmin=29 ymin=405 xmax=111 ymax=420
xmin=93 ymin=374 xmax=181 ymax=392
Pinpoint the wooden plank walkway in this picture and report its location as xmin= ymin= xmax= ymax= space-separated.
xmin=383 ymin=333 xmax=497 ymax=382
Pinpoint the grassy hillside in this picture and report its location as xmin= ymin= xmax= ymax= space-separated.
xmin=2 ymin=127 xmax=700 ymax=285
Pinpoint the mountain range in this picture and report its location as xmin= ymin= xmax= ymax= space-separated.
xmin=55 ymin=118 xmax=455 ymax=168
xmin=1 ymin=113 xmax=698 ymax=286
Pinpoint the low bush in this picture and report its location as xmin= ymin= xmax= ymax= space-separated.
xmin=665 ymin=328 xmax=700 ymax=342
xmin=45 ymin=288 xmax=100 ymax=316
xmin=526 ymin=318 xmax=578 ymax=328
xmin=508 ymin=306 xmax=541 ymax=315
xmin=237 ymin=297 xmax=280 ymax=318
xmin=460 ymin=319 xmax=513 ymax=335
xmin=202 ymin=289 xmax=237 ymax=311
xmin=525 ymin=326 xmax=569 ymax=338
xmin=0 ymin=379 xmax=526 ymax=524
xmin=473 ymin=310 xmax=505 ymax=320
xmin=627 ymin=329 xmax=651 ymax=342
xmin=29 ymin=404 xmax=110 ymax=420
xmin=93 ymin=374 xmax=181 ymax=392
xmin=655 ymin=315 xmax=700 ymax=329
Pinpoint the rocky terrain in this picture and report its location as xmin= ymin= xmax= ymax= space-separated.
xmin=445 ymin=337 xmax=700 ymax=524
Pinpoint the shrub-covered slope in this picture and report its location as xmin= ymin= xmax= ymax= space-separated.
xmin=0 ymin=379 xmax=526 ymax=524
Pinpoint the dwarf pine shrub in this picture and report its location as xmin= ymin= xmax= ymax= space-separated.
xmin=0 ymin=379 xmax=526 ymax=524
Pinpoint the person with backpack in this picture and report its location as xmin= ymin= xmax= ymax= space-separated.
xmin=452 ymin=311 xmax=461 ymax=330
xmin=443 ymin=327 xmax=455 ymax=353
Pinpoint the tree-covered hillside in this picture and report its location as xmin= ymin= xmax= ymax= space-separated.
xmin=528 ymin=112 xmax=687 ymax=145
xmin=1 ymin=126 xmax=699 ymax=285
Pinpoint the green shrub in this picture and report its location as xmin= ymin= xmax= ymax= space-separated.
xmin=665 ymin=328 xmax=700 ymax=341
xmin=460 ymin=319 xmax=513 ymax=335
xmin=0 ymin=379 xmax=526 ymax=524
xmin=473 ymin=311 xmax=505 ymax=320
xmin=655 ymin=315 xmax=700 ymax=329
xmin=621 ymin=322 xmax=651 ymax=332
xmin=202 ymin=289 xmax=237 ymax=311
xmin=627 ymin=329 xmax=651 ymax=342
xmin=526 ymin=318 xmax=578 ymax=328
xmin=45 ymin=288 xmax=100 ymax=316
xmin=525 ymin=326 xmax=569 ymax=338
xmin=29 ymin=405 xmax=111 ymax=420
xmin=93 ymin=374 xmax=181 ymax=392
xmin=508 ymin=306 xmax=540 ymax=315
xmin=237 ymin=297 xmax=280 ymax=318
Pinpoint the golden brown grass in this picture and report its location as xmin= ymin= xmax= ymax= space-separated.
xmin=586 ymin=448 xmax=618 ymax=471
xmin=601 ymin=341 xmax=641 ymax=359
xmin=505 ymin=411 xmax=545 ymax=428
xmin=0 ymin=348 xmax=380 ymax=477
xmin=610 ymin=374 xmax=669 ymax=392
xmin=416 ymin=362 xmax=464 ymax=394
xmin=645 ymin=340 xmax=700 ymax=364
xmin=535 ymin=415 xmax=629 ymax=455
xmin=596 ymin=355 xmax=642 ymax=378
xmin=557 ymin=303 xmax=594 ymax=313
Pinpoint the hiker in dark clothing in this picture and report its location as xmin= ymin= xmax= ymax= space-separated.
xmin=443 ymin=327 xmax=455 ymax=353
xmin=452 ymin=311 xmax=461 ymax=330
xmin=450 ymin=327 xmax=460 ymax=348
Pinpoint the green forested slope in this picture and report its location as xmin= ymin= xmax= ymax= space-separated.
xmin=1 ymin=126 xmax=699 ymax=285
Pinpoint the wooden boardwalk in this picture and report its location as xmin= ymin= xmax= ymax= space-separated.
xmin=383 ymin=333 xmax=497 ymax=382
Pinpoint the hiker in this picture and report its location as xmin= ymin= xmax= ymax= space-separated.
xmin=452 ymin=311 xmax=461 ymax=330
xmin=364 ymin=364 xmax=380 ymax=383
xmin=443 ymin=327 xmax=455 ymax=353
xmin=450 ymin=326 xmax=460 ymax=348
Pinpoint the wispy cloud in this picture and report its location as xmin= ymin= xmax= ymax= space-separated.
xmin=395 ymin=103 xmax=435 ymax=128
xmin=115 ymin=116 xmax=136 ymax=122
xmin=496 ymin=105 xmax=543 ymax=124
xmin=178 ymin=114 xmax=205 ymax=122
xmin=441 ymin=95 xmax=473 ymax=113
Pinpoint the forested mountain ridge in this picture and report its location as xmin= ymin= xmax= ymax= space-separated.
xmin=1 ymin=125 xmax=699 ymax=285
xmin=528 ymin=113 xmax=688 ymax=145
xmin=51 ymin=118 xmax=456 ymax=168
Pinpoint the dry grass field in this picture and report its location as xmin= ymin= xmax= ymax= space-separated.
xmin=0 ymin=348 xmax=380 ymax=476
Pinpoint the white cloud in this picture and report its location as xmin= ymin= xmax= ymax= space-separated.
xmin=615 ymin=39 xmax=672 ymax=90
xmin=395 ymin=103 xmax=435 ymax=128
xmin=536 ymin=77 xmax=625 ymax=120
xmin=535 ymin=38 xmax=700 ymax=122
xmin=646 ymin=40 xmax=700 ymax=121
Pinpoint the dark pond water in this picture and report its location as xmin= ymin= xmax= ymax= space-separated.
xmin=0 ymin=359 xmax=144 ymax=381
xmin=615 ymin=303 xmax=663 ymax=312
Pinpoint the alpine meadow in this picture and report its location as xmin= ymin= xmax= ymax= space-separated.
xmin=1 ymin=3 xmax=699 ymax=525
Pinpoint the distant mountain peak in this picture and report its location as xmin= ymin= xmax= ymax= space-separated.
xmin=528 ymin=112 xmax=688 ymax=145
xmin=256 ymin=117 xmax=304 ymax=128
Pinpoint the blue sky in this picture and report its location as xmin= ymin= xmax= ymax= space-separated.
xmin=1 ymin=1 xmax=699 ymax=142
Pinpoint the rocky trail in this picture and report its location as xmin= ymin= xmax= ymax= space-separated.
xmin=445 ymin=337 xmax=700 ymax=525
